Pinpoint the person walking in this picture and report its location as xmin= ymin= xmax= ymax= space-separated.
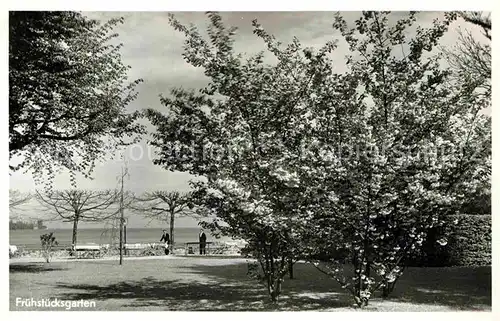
xmin=199 ymin=229 xmax=207 ymax=255
xmin=160 ymin=229 xmax=170 ymax=255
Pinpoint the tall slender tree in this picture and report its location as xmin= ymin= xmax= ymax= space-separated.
xmin=134 ymin=191 xmax=194 ymax=253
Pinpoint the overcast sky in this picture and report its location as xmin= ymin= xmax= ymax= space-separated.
xmin=9 ymin=11 xmax=489 ymax=229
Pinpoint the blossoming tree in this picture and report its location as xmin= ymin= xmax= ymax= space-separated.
xmin=146 ymin=11 xmax=491 ymax=307
xmin=145 ymin=12 xmax=337 ymax=303
xmin=300 ymin=11 xmax=491 ymax=307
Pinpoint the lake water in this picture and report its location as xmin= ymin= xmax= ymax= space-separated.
xmin=9 ymin=227 xmax=234 ymax=249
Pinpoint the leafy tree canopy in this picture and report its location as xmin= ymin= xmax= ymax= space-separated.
xmin=9 ymin=11 xmax=145 ymax=187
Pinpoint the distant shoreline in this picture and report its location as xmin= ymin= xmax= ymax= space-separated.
xmin=10 ymin=227 xmax=241 ymax=250
xmin=9 ymin=227 xmax=203 ymax=231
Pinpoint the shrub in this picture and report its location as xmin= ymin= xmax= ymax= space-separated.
xmin=40 ymin=232 xmax=58 ymax=263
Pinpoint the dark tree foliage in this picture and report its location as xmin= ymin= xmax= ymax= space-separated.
xmin=9 ymin=11 xmax=144 ymax=186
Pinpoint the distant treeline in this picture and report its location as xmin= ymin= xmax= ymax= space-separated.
xmin=9 ymin=219 xmax=46 ymax=230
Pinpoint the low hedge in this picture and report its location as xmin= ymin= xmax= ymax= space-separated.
xmin=410 ymin=214 xmax=491 ymax=267
xmin=445 ymin=214 xmax=491 ymax=266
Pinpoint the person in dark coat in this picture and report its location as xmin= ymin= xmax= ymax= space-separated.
xmin=160 ymin=229 xmax=170 ymax=255
xmin=199 ymin=229 xmax=207 ymax=255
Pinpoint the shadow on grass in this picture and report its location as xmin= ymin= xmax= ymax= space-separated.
xmin=54 ymin=274 xmax=351 ymax=311
xmin=10 ymin=263 xmax=69 ymax=274
xmin=387 ymin=266 xmax=491 ymax=310
xmin=180 ymin=262 xmax=491 ymax=311
xmin=47 ymin=262 xmax=491 ymax=311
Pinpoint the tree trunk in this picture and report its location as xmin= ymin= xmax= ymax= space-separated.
xmin=170 ymin=211 xmax=175 ymax=254
xmin=353 ymin=261 xmax=370 ymax=308
xmin=381 ymin=266 xmax=404 ymax=299
xmin=288 ymin=259 xmax=294 ymax=279
xmin=71 ymin=215 xmax=79 ymax=256
xmin=268 ymin=279 xmax=282 ymax=304
xmin=381 ymin=277 xmax=399 ymax=299
xmin=354 ymin=296 xmax=369 ymax=308
xmin=364 ymin=261 xmax=371 ymax=306
xmin=382 ymin=281 xmax=393 ymax=298
xmin=265 ymin=265 xmax=284 ymax=304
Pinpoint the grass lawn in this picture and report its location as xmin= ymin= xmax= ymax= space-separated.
xmin=9 ymin=257 xmax=491 ymax=311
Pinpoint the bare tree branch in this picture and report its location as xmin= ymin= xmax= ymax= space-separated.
xmin=132 ymin=190 xmax=197 ymax=251
xmin=459 ymin=11 xmax=491 ymax=40
xmin=9 ymin=189 xmax=31 ymax=208
xmin=35 ymin=189 xmax=120 ymax=247
xmin=443 ymin=19 xmax=491 ymax=98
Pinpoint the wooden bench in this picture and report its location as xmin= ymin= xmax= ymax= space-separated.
xmin=184 ymin=242 xmax=214 ymax=255
xmin=73 ymin=244 xmax=103 ymax=259
xmin=125 ymin=243 xmax=152 ymax=255
xmin=124 ymin=243 xmax=172 ymax=255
